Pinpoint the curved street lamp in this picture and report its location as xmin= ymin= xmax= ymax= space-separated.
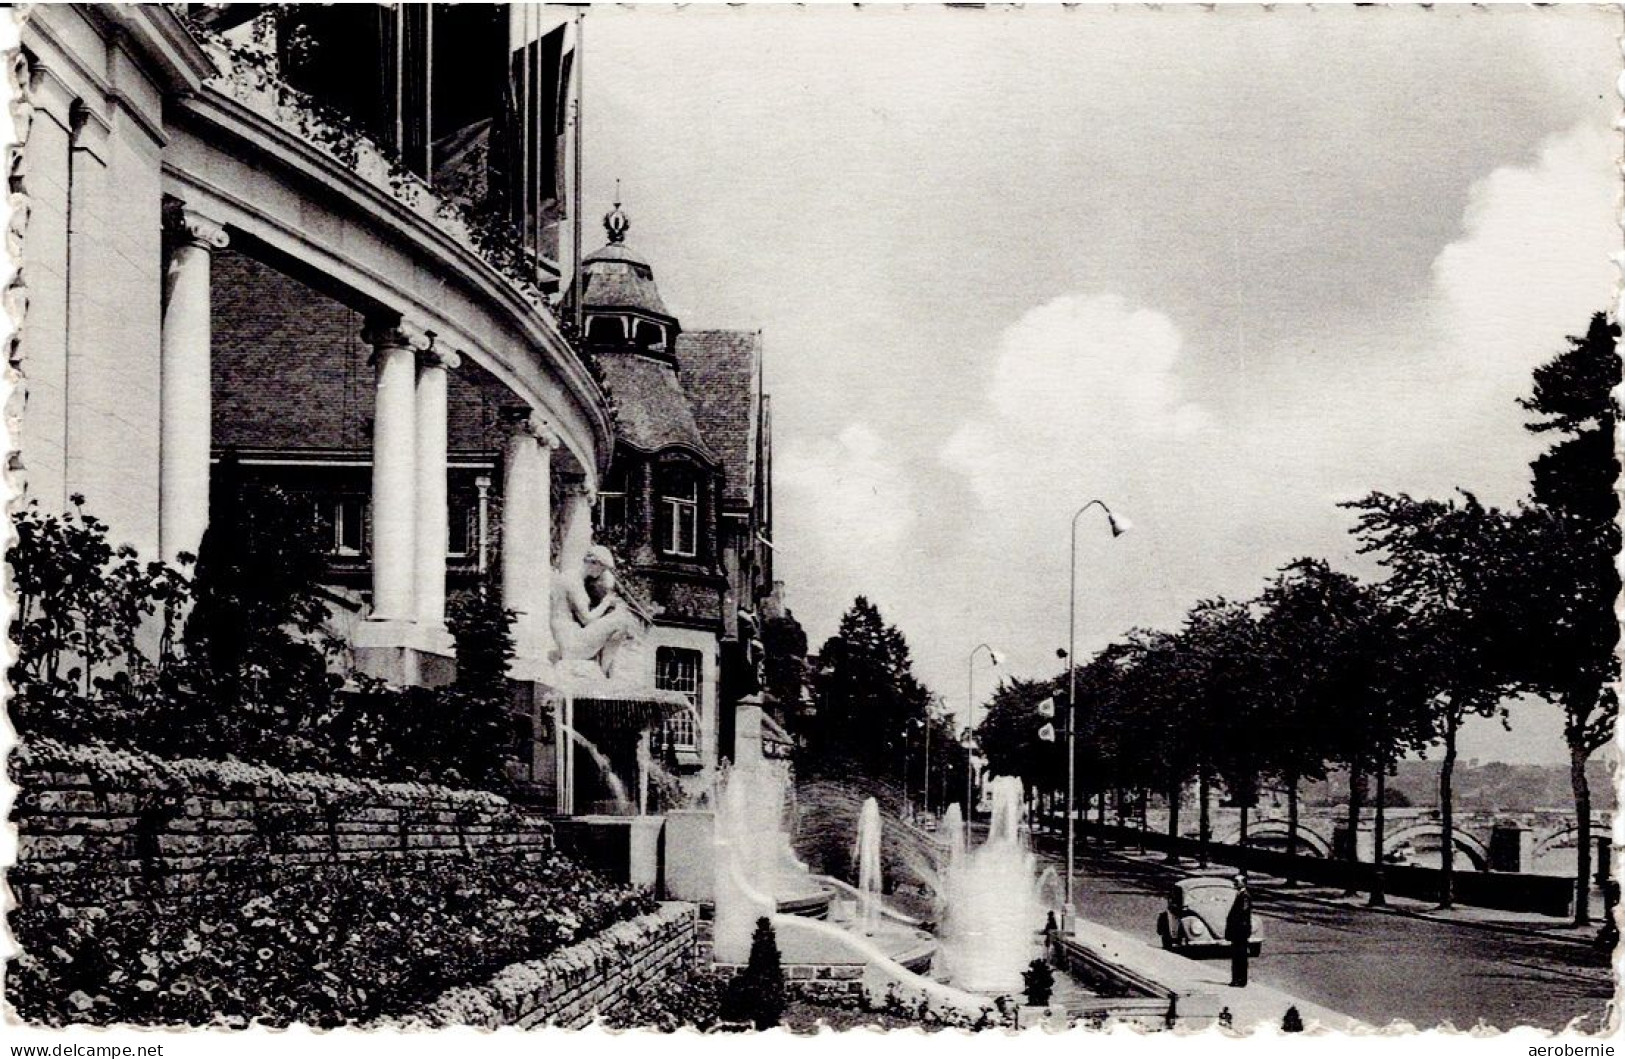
xmin=1065 ymin=500 xmax=1129 ymax=924
xmin=965 ymin=642 xmax=1003 ymax=819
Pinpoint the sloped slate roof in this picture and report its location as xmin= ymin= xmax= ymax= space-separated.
xmin=598 ymin=352 xmax=715 ymax=461
xmin=581 ymin=242 xmax=670 ymax=317
xmin=677 ymin=330 xmax=762 ymax=509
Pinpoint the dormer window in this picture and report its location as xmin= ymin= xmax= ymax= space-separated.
xmin=634 ymin=320 xmax=665 ymax=352
xmin=586 ymin=314 xmax=627 ymax=344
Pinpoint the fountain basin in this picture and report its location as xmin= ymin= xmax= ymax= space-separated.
xmin=563 ymin=811 xmax=834 ymax=918
xmin=765 ymin=916 xmax=936 ymax=974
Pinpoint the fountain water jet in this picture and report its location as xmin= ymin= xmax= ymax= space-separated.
xmin=941 ymin=803 xmax=966 ymax=867
xmin=795 ymin=781 xmax=944 ymax=898
xmin=856 ymin=798 xmax=883 ymax=935
xmin=937 ymin=776 xmax=1045 ymax=993
xmin=562 ymin=725 xmax=632 ymax=814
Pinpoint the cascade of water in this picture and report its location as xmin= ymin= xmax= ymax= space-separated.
xmin=856 ymin=798 xmax=883 ymax=936
xmin=561 ymin=726 xmax=632 ymax=814
xmin=937 ymin=775 xmax=1046 ymax=993
xmin=712 ymin=758 xmax=825 ymax=962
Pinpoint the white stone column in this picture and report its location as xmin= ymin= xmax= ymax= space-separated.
xmin=557 ymin=478 xmax=596 ymax=579
xmin=503 ymin=412 xmax=543 ymax=661
xmin=414 ymin=344 xmax=459 ymax=636
xmin=159 ymin=204 xmax=229 ymax=565
xmin=364 ymin=319 xmax=428 ymax=624
xmin=502 ymin=410 xmax=560 ymax=666
xmin=534 ymin=426 xmax=559 ymax=659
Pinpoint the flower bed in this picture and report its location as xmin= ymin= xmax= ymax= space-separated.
xmin=8 ymin=846 xmax=656 ymax=1027
xmin=12 ymin=737 xmax=508 ymax=810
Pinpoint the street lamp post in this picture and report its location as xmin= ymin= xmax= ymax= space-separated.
xmin=965 ymin=643 xmax=1002 ymax=819
xmin=1065 ymin=500 xmax=1129 ymax=925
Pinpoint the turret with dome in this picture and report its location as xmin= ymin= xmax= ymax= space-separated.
xmin=578 ymin=200 xmax=681 ymax=362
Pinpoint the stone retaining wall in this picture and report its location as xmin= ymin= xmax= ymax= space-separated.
xmin=418 ymin=903 xmax=700 ymax=1028
xmin=10 ymin=747 xmax=553 ymax=909
xmin=699 ymin=934 xmax=865 ymax=1005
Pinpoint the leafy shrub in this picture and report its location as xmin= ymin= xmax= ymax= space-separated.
xmin=11 ymin=737 xmax=509 ymax=812
xmin=8 ymin=848 xmax=655 ymax=1028
xmin=720 ymin=918 xmax=786 ymax=1030
xmin=10 ymin=495 xmax=525 ymax=792
xmin=10 ymin=499 xmax=190 ymax=746
xmin=436 ymin=586 xmax=519 ymax=790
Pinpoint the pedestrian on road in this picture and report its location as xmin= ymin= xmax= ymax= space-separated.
xmin=1226 ymin=874 xmax=1253 ymax=988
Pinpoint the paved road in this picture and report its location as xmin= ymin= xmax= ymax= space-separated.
xmin=1053 ymin=845 xmax=1614 ymax=1031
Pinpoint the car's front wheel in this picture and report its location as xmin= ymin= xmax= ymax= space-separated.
xmin=1248 ymin=942 xmax=1262 ymax=958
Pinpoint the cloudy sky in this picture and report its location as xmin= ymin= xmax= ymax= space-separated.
xmin=582 ymin=5 xmax=1620 ymax=765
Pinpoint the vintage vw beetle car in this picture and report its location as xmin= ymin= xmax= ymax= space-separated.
xmin=1155 ymin=873 xmax=1264 ymax=956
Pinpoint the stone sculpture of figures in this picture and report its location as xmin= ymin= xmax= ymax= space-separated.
xmin=551 ymin=545 xmax=640 ymax=680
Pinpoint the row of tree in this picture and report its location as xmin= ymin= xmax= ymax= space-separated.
xmin=974 ymin=314 xmax=1619 ymax=926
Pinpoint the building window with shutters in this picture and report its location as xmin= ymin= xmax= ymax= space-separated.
xmin=658 ymin=466 xmax=699 ymax=558
xmin=656 ymin=647 xmax=702 ymax=751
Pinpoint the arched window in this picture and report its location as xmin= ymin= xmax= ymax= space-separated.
xmin=657 ymin=464 xmax=699 ymax=558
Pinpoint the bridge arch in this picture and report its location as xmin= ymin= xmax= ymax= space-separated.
xmin=1531 ymin=819 xmax=1612 ymax=861
xmin=1216 ymin=820 xmax=1333 ymax=857
xmin=1383 ymin=822 xmax=1489 ymax=871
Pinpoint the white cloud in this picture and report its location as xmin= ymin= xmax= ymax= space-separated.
xmin=1278 ymin=119 xmax=1621 ymax=509
xmin=773 ymin=423 xmax=929 ymax=647
xmin=929 ymin=123 xmax=1618 ymax=757
xmin=943 ymin=293 xmax=1208 ymax=509
xmin=778 ymin=423 xmax=917 ymax=547
xmin=1428 ymin=120 xmax=1619 ymax=411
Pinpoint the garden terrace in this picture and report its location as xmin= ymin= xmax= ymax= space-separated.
xmin=8 ymin=740 xmax=656 ymax=1027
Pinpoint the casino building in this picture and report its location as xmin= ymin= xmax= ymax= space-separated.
xmin=13 ymin=4 xmax=783 ymax=811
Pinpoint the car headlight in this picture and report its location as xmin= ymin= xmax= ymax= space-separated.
xmin=1187 ymin=919 xmax=1208 ymax=937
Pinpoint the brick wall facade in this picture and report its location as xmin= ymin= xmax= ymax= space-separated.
xmin=10 ymin=753 xmax=553 ymax=910
xmin=210 ymin=250 xmax=519 ymax=456
xmin=417 ymin=903 xmax=700 ymax=1029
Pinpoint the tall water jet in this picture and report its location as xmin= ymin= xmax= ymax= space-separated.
xmin=793 ymin=781 xmax=944 ymax=897
xmin=710 ymin=749 xmax=828 ymax=963
xmin=942 ymin=803 xmax=967 ymax=867
xmin=937 ymin=776 xmax=1045 ymax=993
xmin=856 ymin=798 xmax=883 ymax=935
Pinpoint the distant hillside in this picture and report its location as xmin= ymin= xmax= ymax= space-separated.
xmin=1304 ymin=759 xmax=1617 ymax=813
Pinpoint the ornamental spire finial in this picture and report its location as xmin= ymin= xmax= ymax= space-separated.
xmin=604 ymin=179 xmax=629 ymax=244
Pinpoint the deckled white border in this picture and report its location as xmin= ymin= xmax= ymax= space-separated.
xmin=0 ymin=4 xmax=1619 ymax=1057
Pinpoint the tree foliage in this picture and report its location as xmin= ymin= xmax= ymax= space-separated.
xmin=802 ymin=597 xmax=934 ymax=782
xmin=1511 ymin=312 xmax=1621 ymax=923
